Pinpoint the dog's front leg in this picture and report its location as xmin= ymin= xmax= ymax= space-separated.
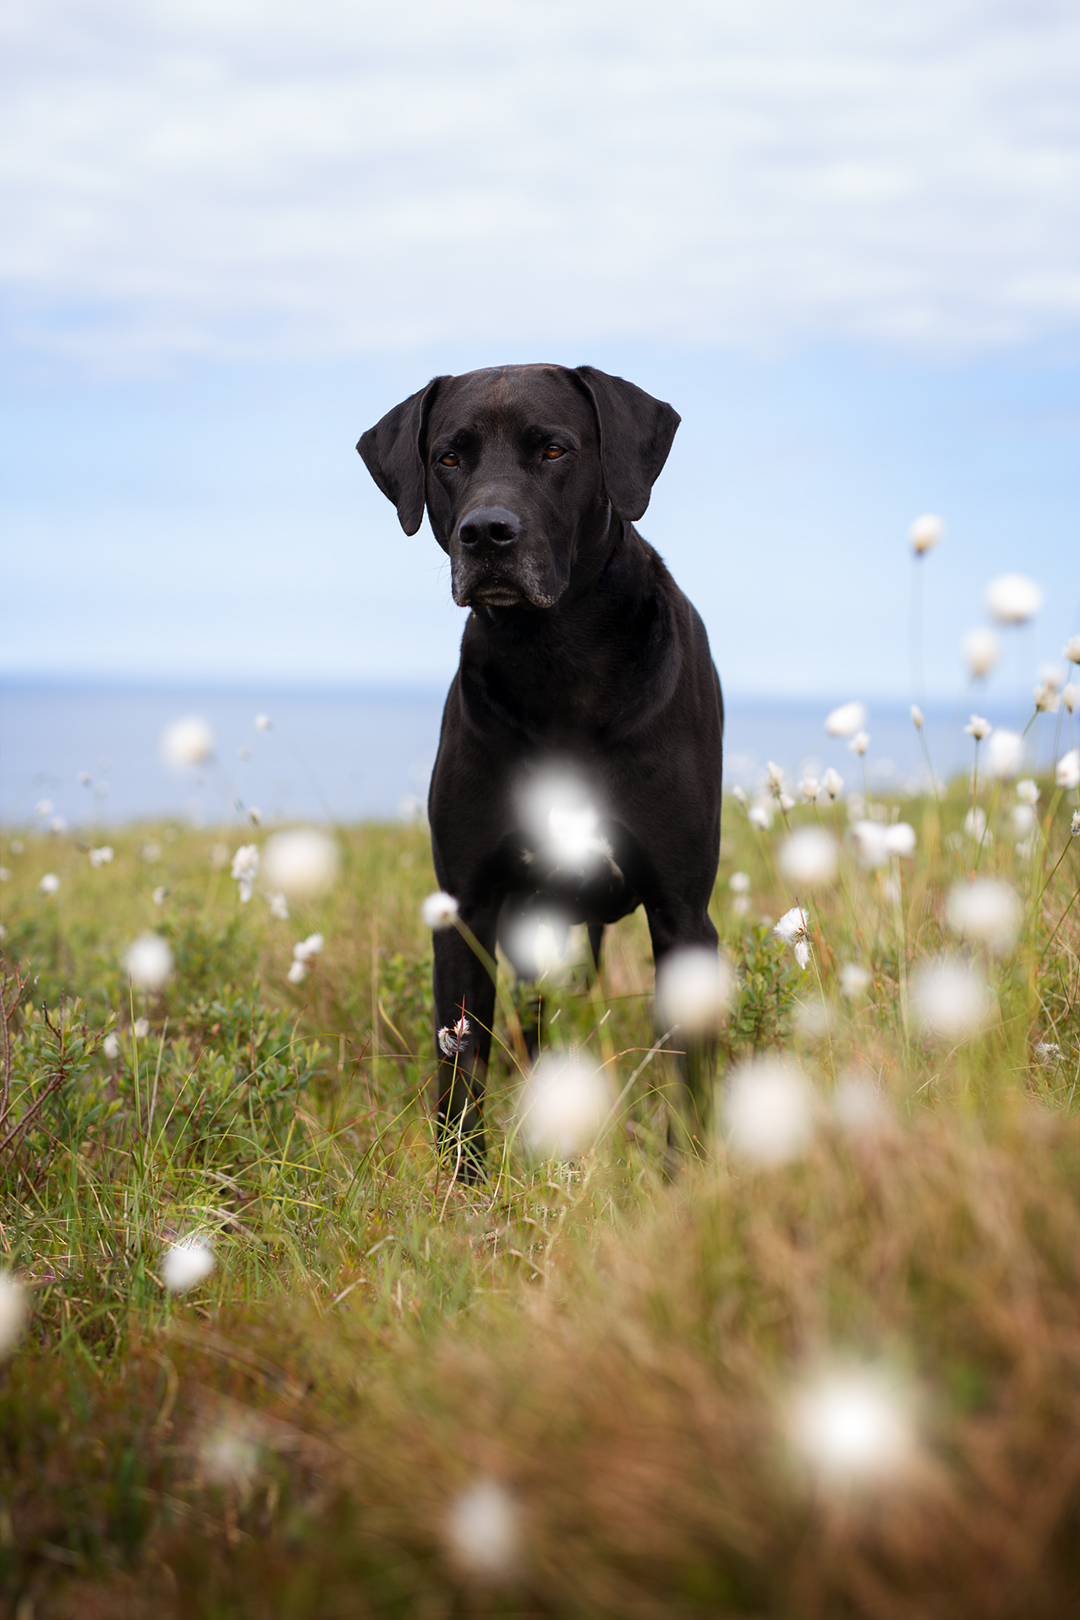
xmin=647 ymin=911 xmax=721 ymax=1159
xmin=431 ymin=913 xmax=499 ymax=1181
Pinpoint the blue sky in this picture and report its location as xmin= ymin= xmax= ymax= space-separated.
xmin=2 ymin=0 xmax=1077 ymax=702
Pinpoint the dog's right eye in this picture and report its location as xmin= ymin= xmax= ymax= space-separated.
xmin=438 ymin=452 xmax=460 ymax=468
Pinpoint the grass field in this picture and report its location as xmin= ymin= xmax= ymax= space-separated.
xmin=0 ymin=732 xmax=1078 ymax=1618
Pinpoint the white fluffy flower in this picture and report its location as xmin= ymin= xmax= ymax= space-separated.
xmin=1063 ymin=634 xmax=1080 ymax=665
xmin=822 ymin=767 xmax=844 ymax=799
xmin=765 ymin=760 xmax=786 ymax=795
xmin=732 ymin=785 xmax=747 ymax=806
xmin=0 ymin=1274 xmax=28 ymax=1358
xmin=911 ymin=958 xmax=993 ymax=1039
xmin=848 ymin=731 xmax=870 ymax=757
xmin=986 ymin=729 xmax=1024 ymax=778
xmin=729 ymin=871 xmax=751 ymax=895
xmin=133 ymin=1017 xmax=150 ymax=1039
xmin=255 ymin=713 xmax=271 ymax=730
xmin=825 ymin=702 xmax=867 ymax=739
xmin=1033 ymin=682 xmax=1060 ymax=714
xmin=422 ymin=891 xmax=459 ymax=929
xmin=964 ymin=714 xmax=991 ymax=741
xmin=161 ymin=716 xmax=215 ymax=769
xmin=269 ymin=891 xmax=289 ymax=920
xmin=1011 ymin=803 xmax=1036 ymax=837
xmin=286 ymin=960 xmax=307 ymax=985
xmin=34 ymin=799 xmax=54 ymax=820
xmin=88 ymin=846 xmax=114 ymax=868
xmin=230 ymin=843 xmax=260 ymax=904
xmin=885 ymin=823 xmax=917 ymax=858
xmin=798 ymin=775 xmax=820 ymax=803
xmin=125 ymin=934 xmax=173 ymax=990
xmin=910 ymin=704 xmax=924 ymax=729
xmin=788 ymin=1366 xmax=916 ymax=1482
xmin=199 ymin=1423 xmax=261 ymax=1492
xmin=446 ymin=1478 xmax=520 ymax=1579
xmin=774 ymin=906 xmax=811 ymax=969
xmin=103 ymin=1032 xmax=120 ymax=1060
xmin=264 ymin=829 xmax=339 ymax=899
xmin=1056 ymin=749 xmax=1080 ymax=790
xmin=1072 ymin=810 xmax=1080 ymax=837
xmin=832 ymin=1075 xmax=890 ymax=1136
xmin=985 ymin=574 xmax=1042 ymax=625
xmin=839 ymin=963 xmax=871 ymax=999
xmin=909 ymin=513 xmax=943 ymax=555
xmin=722 ymin=1057 xmax=815 ymax=1166
xmin=946 ymin=880 xmax=1022 ymax=956
xmin=1016 ymin=778 xmax=1040 ymax=806
xmin=655 ymin=947 xmax=735 ymax=1035
xmin=748 ymin=801 xmax=773 ymax=831
xmin=38 ymin=872 xmax=60 ymax=896
xmin=152 ymin=885 xmax=168 ymax=906
xmin=779 ymin=828 xmax=838 ymax=888
xmin=1062 ymin=682 xmax=1077 ymax=714
xmin=517 ymin=1052 xmax=609 ymax=1159
xmin=293 ymin=933 xmax=324 ymax=963
xmin=850 ymin=820 xmax=888 ymax=868
xmin=962 ymin=628 xmax=1000 ymax=679
xmin=963 ymin=806 xmax=988 ymax=841
xmin=438 ymin=1015 xmax=471 ymax=1056
xmin=160 ymin=1237 xmax=215 ymax=1294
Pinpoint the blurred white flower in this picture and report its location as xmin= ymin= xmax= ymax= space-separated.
xmin=825 ymin=702 xmax=867 ymax=739
xmin=103 ymin=1032 xmax=120 ymax=1059
xmin=1011 ymin=803 xmax=1036 ymax=837
xmin=248 ymin=807 xmax=262 ymax=827
xmin=850 ymin=820 xmax=888 ymax=868
xmin=839 ymin=963 xmax=871 ymax=998
xmin=39 ymin=873 xmax=60 ymax=896
xmin=161 ymin=1237 xmax=215 ymax=1294
xmin=909 ymin=513 xmax=943 ymax=555
xmin=987 ymin=729 xmax=1024 ymax=778
xmin=798 ymin=775 xmax=820 ymax=803
xmin=0 ymin=869 xmax=9 ymax=882
xmin=788 ymin=1366 xmax=916 ymax=1482
xmin=77 ymin=771 xmax=92 ymax=786
xmin=0 ymin=1274 xmax=28 ymax=1359
xmin=1034 ymin=1041 xmax=1061 ymax=1067
xmin=34 ymin=799 xmax=54 ymax=819
xmin=230 ymin=843 xmax=260 ymax=903
xmin=962 ymin=628 xmax=1000 ymax=679
xmin=264 ymin=829 xmax=339 ymax=899
xmin=1034 ymin=682 xmax=1060 ymax=714
xmin=293 ymin=933 xmax=324 ymax=963
xmin=832 ymin=1074 xmax=890 ymax=1136
xmin=765 ymin=760 xmax=785 ymax=791
xmin=848 ymin=731 xmax=870 ymax=756
xmin=286 ymin=961 xmax=307 ymax=985
xmin=884 ymin=823 xmax=916 ymax=858
xmin=88 ymin=846 xmax=114 ymax=868
xmin=199 ymin=1421 xmax=261 ymax=1492
xmin=985 ymin=574 xmax=1042 ymax=625
xmin=732 ymin=896 xmax=751 ymax=916
xmin=1064 ymin=634 xmax=1080 ymax=664
xmin=729 ymin=871 xmax=751 ymax=895
xmin=1062 ymin=683 xmax=1077 ymax=713
xmin=209 ymin=843 xmax=229 ymax=870
xmin=48 ymin=815 xmax=67 ymax=835
xmin=1040 ymin=664 xmax=1063 ymax=693
xmin=518 ymin=1052 xmax=609 ymax=1159
xmin=964 ymin=714 xmax=991 ymax=741
xmin=446 ymin=1478 xmax=520 ymax=1579
xmin=911 ymin=958 xmax=993 ymax=1039
xmin=151 ymin=885 xmax=168 ymax=906
xmin=1016 ymin=779 xmax=1040 ymax=806
xmin=1072 ymin=810 xmax=1080 ymax=837
xmin=963 ymin=807 xmax=988 ymax=841
xmin=732 ymin=784 xmax=747 ymax=806
xmin=779 ymin=828 xmax=838 ymax=888
xmin=910 ymin=704 xmax=924 ymax=729
xmin=748 ymin=801 xmax=773 ymax=831
xmin=946 ymin=880 xmax=1022 ymax=956
xmin=255 ymin=713 xmax=271 ymax=730
xmin=141 ymin=841 xmax=161 ymax=862
xmin=268 ymin=891 xmax=289 ymax=920
xmin=438 ymin=1014 xmax=471 ymax=1056
xmin=722 ymin=1056 xmax=815 ymax=1166
xmin=779 ymin=791 xmax=796 ymax=813
xmin=133 ymin=1017 xmax=150 ymax=1039
xmin=655 ymin=947 xmax=735 ymax=1035
xmin=822 ymin=767 xmax=844 ymax=799
xmin=422 ymin=891 xmax=460 ymax=929
xmin=125 ymin=933 xmax=174 ymax=990
xmin=162 ymin=716 xmax=215 ymax=769
xmin=1056 ymin=749 xmax=1080 ymax=790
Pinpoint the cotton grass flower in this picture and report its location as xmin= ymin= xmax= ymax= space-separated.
xmin=422 ymin=891 xmax=459 ymax=929
xmin=1062 ymin=683 xmax=1077 ymax=713
xmin=1011 ymin=804 xmax=1036 ymax=837
xmin=1016 ymin=778 xmax=1040 ymax=806
xmin=268 ymin=891 xmax=289 ymax=920
xmin=773 ymin=906 xmax=811 ymax=969
xmin=125 ymin=934 xmax=173 ymax=990
xmin=162 ymin=716 xmax=215 ymax=769
xmin=911 ymin=958 xmax=993 ymax=1040
xmin=963 ymin=807 xmax=988 ymax=841
xmin=729 ymin=871 xmax=750 ymax=895
xmin=721 ymin=1056 xmax=815 ymax=1166
xmin=839 ymin=963 xmax=871 ymax=998
xmin=517 ymin=1052 xmax=609 ymax=1159
xmin=832 ymin=1074 xmax=890 ymax=1135
xmin=286 ymin=961 xmax=307 ymax=985
xmin=986 ymin=729 xmax=1024 ymax=777
xmin=962 ymin=628 xmax=1000 ymax=678
xmin=199 ymin=1421 xmax=261 ymax=1493
xmin=787 ymin=1365 xmax=916 ymax=1483
xmin=822 ymin=767 xmax=843 ymax=799
xmin=0 ymin=1274 xmax=28 ymax=1358
xmin=946 ymin=881 xmax=1022 ymax=955
xmin=748 ymin=800 xmax=773 ymax=831
xmin=88 ymin=846 xmax=114 ymax=868
xmin=230 ymin=843 xmax=259 ymax=903
xmin=1064 ymin=634 xmax=1080 ymax=664
xmin=1056 ymin=749 xmax=1080 ymax=790
xmin=103 ymin=1032 xmax=120 ymax=1060
xmin=1034 ymin=682 xmax=1060 ymax=714
xmin=655 ymin=947 xmax=735 ymax=1035
xmin=161 ymin=1237 xmax=215 ymax=1294
xmin=1071 ymin=810 xmax=1080 ymax=837
xmin=910 ymin=704 xmax=924 ymax=728
xmin=848 ymin=730 xmax=870 ymax=756
xmin=133 ymin=1018 xmax=150 ymax=1039
xmin=778 ymin=827 xmax=837 ymax=888
xmin=255 ymin=713 xmax=271 ymax=730
xmin=825 ymin=701 xmax=867 ymax=739
xmin=985 ymin=574 xmax=1043 ymax=625
xmin=264 ymin=829 xmax=339 ymax=899
xmin=850 ymin=820 xmax=888 ymax=868
xmin=909 ymin=513 xmax=943 ymax=555
xmin=293 ymin=933 xmax=324 ymax=963
xmin=446 ymin=1478 xmax=520 ymax=1579
xmin=964 ymin=714 xmax=991 ymax=741
xmin=38 ymin=873 xmax=60 ymax=896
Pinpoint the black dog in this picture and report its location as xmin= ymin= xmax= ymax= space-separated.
xmin=359 ymin=364 xmax=722 ymax=1175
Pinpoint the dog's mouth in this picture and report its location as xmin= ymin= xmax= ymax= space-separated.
xmin=469 ymin=585 xmax=531 ymax=608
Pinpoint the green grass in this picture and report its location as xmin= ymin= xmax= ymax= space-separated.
xmin=0 ymin=777 xmax=1077 ymax=1618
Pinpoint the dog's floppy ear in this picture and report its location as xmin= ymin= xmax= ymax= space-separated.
xmin=357 ymin=377 xmax=448 ymax=536
xmin=574 ymin=366 xmax=680 ymax=523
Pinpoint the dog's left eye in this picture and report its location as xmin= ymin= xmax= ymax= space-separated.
xmin=542 ymin=444 xmax=566 ymax=460
xmin=438 ymin=452 xmax=460 ymax=467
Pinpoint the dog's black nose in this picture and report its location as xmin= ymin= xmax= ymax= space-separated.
xmin=457 ymin=506 xmax=521 ymax=548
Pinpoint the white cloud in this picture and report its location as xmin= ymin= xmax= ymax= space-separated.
xmin=2 ymin=0 xmax=1078 ymax=367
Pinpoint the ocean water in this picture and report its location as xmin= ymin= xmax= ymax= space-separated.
xmin=0 ymin=680 xmax=1067 ymax=829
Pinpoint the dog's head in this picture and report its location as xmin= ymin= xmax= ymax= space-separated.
xmin=357 ymin=364 xmax=679 ymax=611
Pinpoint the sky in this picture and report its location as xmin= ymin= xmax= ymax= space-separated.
xmin=1 ymin=0 xmax=1077 ymax=702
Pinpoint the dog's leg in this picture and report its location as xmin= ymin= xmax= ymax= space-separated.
xmin=586 ymin=923 xmax=605 ymax=980
xmin=431 ymin=915 xmax=499 ymax=1182
xmin=646 ymin=912 xmax=720 ymax=1161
